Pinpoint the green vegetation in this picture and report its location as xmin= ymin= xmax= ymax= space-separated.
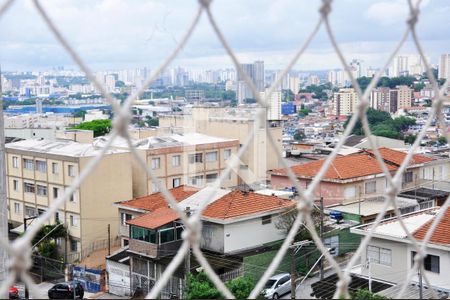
xmin=70 ymin=119 xmax=112 ymax=137
xmin=404 ymin=134 xmax=417 ymax=145
xmin=356 ymin=76 xmax=416 ymax=92
xmin=345 ymin=108 xmax=416 ymax=140
xmin=145 ymin=116 xmax=159 ymax=127
xmin=300 ymin=83 xmax=332 ymax=101
xmin=186 ymin=272 xmax=258 ymax=299
xmin=438 ymin=136 xmax=447 ymax=144
xmin=32 ymin=222 xmax=67 ymax=259
xmin=298 ymin=108 xmax=312 ymax=117
xmin=294 ymin=130 xmax=305 ymax=141
xmin=73 ymin=110 xmax=86 ymax=119
xmin=351 ymin=288 xmax=387 ymax=300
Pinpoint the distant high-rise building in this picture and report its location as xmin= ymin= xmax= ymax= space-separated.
xmin=260 ymin=89 xmax=282 ymax=121
xmin=289 ymin=76 xmax=300 ymax=95
xmin=389 ymin=55 xmax=429 ymax=77
xmin=236 ymin=61 xmax=265 ymax=103
xmin=439 ymin=54 xmax=450 ymax=80
xmin=332 ymin=88 xmax=359 ymax=116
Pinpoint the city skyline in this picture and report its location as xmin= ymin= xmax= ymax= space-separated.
xmin=0 ymin=0 xmax=449 ymax=71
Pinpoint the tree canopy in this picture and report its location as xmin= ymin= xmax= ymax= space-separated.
xmin=356 ymin=76 xmax=417 ymax=92
xmin=186 ymin=272 xmax=258 ymax=299
xmin=70 ymin=119 xmax=112 ymax=137
xmin=344 ymin=108 xmax=416 ymax=140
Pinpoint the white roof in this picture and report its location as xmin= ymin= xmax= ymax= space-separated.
xmin=6 ymin=138 xmax=128 ymax=157
xmin=255 ymin=189 xmax=293 ymax=199
xmin=178 ymin=186 xmax=231 ymax=211
xmin=363 ymin=210 xmax=436 ymax=239
xmin=331 ymin=197 xmax=418 ymax=217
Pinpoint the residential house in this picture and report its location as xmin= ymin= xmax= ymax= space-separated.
xmin=351 ymin=207 xmax=450 ymax=293
xmin=123 ymin=187 xmax=295 ymax=297
xmin=5 ymin=139 xmax=133 ymax=262
xmin=269 ymin=148 xmax=445 ymax=207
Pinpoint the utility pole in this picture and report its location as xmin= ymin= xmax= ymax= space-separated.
xmin=368 ymin=258 xmax=372 ymax=293
xmin=319 ymin=197 xmax=324 ymax=281
xmin=23 ymin=216 xmax=38 ymax=299
xmin=108 ymin=224 xmax=111 ymax=256
xmin=0 ymin=65 xmax=8 ymax=300
xmin=290 ymin=247 xmax=296 ymax=300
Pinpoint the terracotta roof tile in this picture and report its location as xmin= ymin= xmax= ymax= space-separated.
xmin=271 ymin=153 xmax=397 ymax=180
xmin=202 ymin=190 xmax=295 ymax=220
xmin=127 ymin=207 xmax=180 ymax=229
xmin=117 ymin=185 xmax=199 ymax=212
xmin=413 ymin=207 xmax=450 ymax=246
xmin=368 ymin=147 xmax=434 ymax=166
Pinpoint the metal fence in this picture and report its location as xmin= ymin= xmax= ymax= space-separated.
xmin=0 ymin=0 xmax=449 ymax=299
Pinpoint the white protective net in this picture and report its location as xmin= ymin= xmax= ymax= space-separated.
xmin=0 ymin=0 xmax=449 ymax=299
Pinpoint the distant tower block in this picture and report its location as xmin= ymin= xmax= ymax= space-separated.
xmin=36 ymin=99 xmax=43 ymax=114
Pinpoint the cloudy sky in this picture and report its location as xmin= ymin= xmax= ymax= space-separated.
xmin=0 ymin=0 xmax=449 ymax=71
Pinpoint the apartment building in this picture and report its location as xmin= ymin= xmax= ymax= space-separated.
xmin=159 ymin=106 xmax=283 ymax=184
xmin=332 ymin=88 xmax=359 ymax=116
xmin=97 ymin=132 xmax=239 ymax=197
xmin=6 ymin=139 xmax=133 ymax=262
xmin=369 ymin=85 xmax=413 ymax=113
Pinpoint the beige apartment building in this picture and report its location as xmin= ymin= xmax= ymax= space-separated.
xmin=159 ymin=106 xmax=283 ymax=184
xmin=332 ymin=88 xmax=359 ymax=116
xmin=96 ymin=132 xmax=240 ymax=197
xmin=5 ymin=139 xmax=133 ymax=262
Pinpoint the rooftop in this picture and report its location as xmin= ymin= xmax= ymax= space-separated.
xmin=5 ymin=138 xmax=128 ymax=157
xmin=413 ymin=206 xmax=450 ymax=246
xmin=271 ymin=148 xmax=434 ymax=181
xmin=330 ymin=197 xmax=418 ymax=217
xmin=115 ymin=185 xmax=199 ymax=212
xmin=126 ymin=207 xmax=180 ymax=229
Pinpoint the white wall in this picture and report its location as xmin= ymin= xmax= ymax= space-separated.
xmin=223 ymin=213 xmax=286 ymax=253
xmin=106 ymin=260 xmax=131 ymax=297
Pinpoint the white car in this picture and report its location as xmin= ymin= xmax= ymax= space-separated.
xmin=263 ymin=273 xmax=291 ymax=299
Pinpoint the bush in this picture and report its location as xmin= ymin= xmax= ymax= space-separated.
xmin=70 ymin=119 xmax=112 ymax=137
xmin=351 ymin=288 xmax=387 ymax=300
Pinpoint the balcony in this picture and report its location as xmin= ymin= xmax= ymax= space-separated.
xmin=129 ymin=239 xmax=182 ymax=258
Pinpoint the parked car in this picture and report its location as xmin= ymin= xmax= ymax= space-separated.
xmin=48 ymin=281 xmax=84 ymax=299
xmin=263 ymin=273 xmax=291 ymax=299
xmin=9 ymin=286 xmax=19 ymax=299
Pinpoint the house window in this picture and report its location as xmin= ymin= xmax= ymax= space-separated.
xmin=52 ymin=162 xmax=59 ymax=174
xmin=12 ymin=156 xmax=19 ymax=168
xmin=53 ymin=187 xmax=59 ymax=199
xmin=14 ymin=203 xmax=20 ymax=214
xmin=188 ymin=175 xmax=203 ymax=187
xmin=68 ymin=165 xmax=75 ymax=177
xmin=262 ymin=215 xmax=272 ymax=225
xmin=172 ymin=155 xmax=181 ymax=167
xmin=70 ymin=215 xmax=79 ymax=227
xmin=367 ymin=245 xmax=391 ymax=266
xmin=206 ymin=173 xmax=218 ymax=183
xmin=365 ymin=181 xmax=376 ymax=194
xmin=412 ymin=251 xmax=440 ymax=273
xmin=13 ymin=180 xmax=19 ymax=191
xmin=25 ymin=206 xmax=36 ymax=217
xmin=224 ymin=149 xmax=232 ymax=160
xmin=152 ymin=180 xmax=162 ymax=192
xmin=23 ymin=159 xmax=34 ymax=170
xmin=403 ymin=171 xmax=413 ymax=183
xmin=55 ymin=212 xmax=60 ymax=223
xmin=36 ymin=160 xmax=47 ymax=173
xmin=173 ymin=178 xmax=181 ymax=188
xmin=36 ymin=185 xmax=47 ymax=196
xmin=121 ymin=213 xmax=133 ymax=226
xmin=188 ymin=153 xmax=203 ymax=164
xmin=131 ymin=226 xmax=157 ymax=243
xmin=24 ymin=182 xmax=35 ymax=193
xmin=69 ymin=193 xmax=75 ymax=202
xmin=70 ymin=240 xmax=78 ymax=252
xmin=151 ymin=158 xmax=161 ymax=170
xmin=205 ymin=151 xmax=218 ymax=162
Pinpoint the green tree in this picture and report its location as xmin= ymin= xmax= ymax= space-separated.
xmin=438 ymin=136 xmax=447 ymax=144
xmin=298 ymin=108 xmax=312 ymax=117
xmin=145 ymin=116 xmax=159 ymax=127
xmin=186 ymin=272 xmax=259 ymax=299
xmin=32 ymin=222 xmax=67 ymax=259
xmin=70 ymin=119 xmax=112 ymax=137
xmin=404 ymin=134 xmax=416 ymax=144
xmin=351 ymin=288 xmax=387 ymax=300
xmin=293 ymin=131 xmax=305 ymax=141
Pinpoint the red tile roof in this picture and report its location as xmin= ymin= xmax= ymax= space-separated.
xmin=127 ymin=207 xmax=180 ymax=229
xmin=271 ymin=148 xmax=434 ymax=181
xmin=271 ymin=153 xmax=398 ymax=180
xmin=127 ymin=190 xmax=296 ymax=229
xmin=117 ymin=185 xmax=199 ymax=212
xmin=413 ymin=207 xmax=450 ymax=246
xmin=368 ymin=147 xmax=434 ymax=166
xmin=202 ymin=190 xmax=295 ymax=220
